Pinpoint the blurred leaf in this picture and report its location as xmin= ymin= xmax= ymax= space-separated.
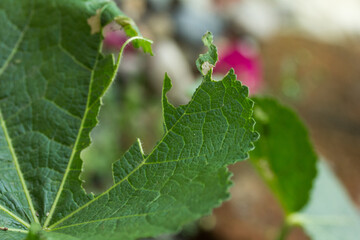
xmin=250 ymin=97 xmax=360 ymax=239
xmin=289 ymin=160 xmax=360 ymax=240
xmin=250 ymin=97 xmax=317 ymax=213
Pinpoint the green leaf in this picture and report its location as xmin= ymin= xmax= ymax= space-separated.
xmin=0 ymin=2 xmax=257 ymax=240
xmin=42 ymin=52 xmax=258 ymax=240
xmin=249 ymin=97 xmax=360 ymax=239
xmin=195 ymin=32 xmax=218 ymax=75
xmin=249 ymin=97 xmax=317 ymax=213
xmin=289 ymin=160 xmax=360 ymax=240
xmin=0 ymin=0 xmax=148 ymax=238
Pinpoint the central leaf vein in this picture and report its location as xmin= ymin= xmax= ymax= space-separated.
xmin=43 ymin=50 xmax=102 ymax=228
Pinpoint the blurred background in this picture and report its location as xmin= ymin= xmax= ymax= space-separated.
xmin=81 ymin=0 xmax=360 ymax=239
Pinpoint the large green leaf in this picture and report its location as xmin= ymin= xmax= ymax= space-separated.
xmin=0 ymin=0 xmax=148 ymax=238
xmin=0 ymin=1 xmax=258 ymax=239
xmin=250 ymin=97 xmax=317 ymax=214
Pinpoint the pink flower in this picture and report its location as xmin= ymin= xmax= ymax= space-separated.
xmin=103 ymin=29 xmax=135 ymax=53
xmin=214 ymin=40 xmax=263 ymax=95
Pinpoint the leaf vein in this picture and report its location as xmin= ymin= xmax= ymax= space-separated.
xmin=58 ymin=44 xmax=92 ymax=71
xmin=1 ymin=227 xmax=28 ymax=234
xmin=43 ymin=42 xmax=102 ymax=228
xmin=0 ymin=7 xmax=33 ymax=77
xmin=0 ymin=110 xmax=39 ymax=224
xmin=0 ymin=205 xmax=30 ymax=228
xmin=44 ymin=98 xmax=82 ymax=121
xmin=50 ymin=212 xmax=158 ymax=231
xmin=47 ymin=79 xmax=206 ymax=229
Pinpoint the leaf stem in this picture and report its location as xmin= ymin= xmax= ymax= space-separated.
xmin=115 ymin=36 xmax=153 ymax=70
xmin=276 ymin=221 xmax=291 ymax=240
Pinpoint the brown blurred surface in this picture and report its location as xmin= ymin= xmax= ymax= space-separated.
xmin=213 ymin=163 xmax=284 ymax=240
xmin=210 ymin=162 xmax=310 ymax=240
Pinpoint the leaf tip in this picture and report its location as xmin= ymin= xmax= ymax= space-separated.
xmin=114 ymin=16 xmax=153 ymax=55
xmin=162 ymin=73 xmax=173 ymax=101
xmin=196 ymin=32 xmax=218 ymax=75
xmin=202 ymin=31 xmax=214 ymax=47
xmin=164 ymin=72 xmax=172 ymax=88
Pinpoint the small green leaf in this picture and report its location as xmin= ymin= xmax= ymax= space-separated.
xmin=250 ymin=97 xmax=317 ymax=214
xmin=113 ymin=15 xmax=152 ymax=55
xmin=196 ymin=32 xmax=218 ymax=75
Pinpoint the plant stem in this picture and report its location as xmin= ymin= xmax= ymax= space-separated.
xmin=276 ymin=221 xmax=291 ymax=240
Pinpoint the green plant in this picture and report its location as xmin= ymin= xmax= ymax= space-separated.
xmin=0 ymin=1 xmax=259 ymax=239
xmin=1 ymin=1 xmax=359 ymax=240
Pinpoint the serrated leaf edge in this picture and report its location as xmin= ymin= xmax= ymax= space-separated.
xmin=46 ymin=67 xmax=258 ymax=236
xmin=43 ymin=14 xmax=153 ymax=231
xmin=46 ymin=74 xmax=215 ymax=230
xmin=44 ymin=37 xmax=152 ymax=231
xmin=42 ymin=50 xmax=103 ymax=228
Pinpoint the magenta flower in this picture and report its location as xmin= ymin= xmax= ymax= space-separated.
xmin=214 ymin=40 xmax=263 ymax=94
xmin=103 ymin=29 xmax=135 ymax=53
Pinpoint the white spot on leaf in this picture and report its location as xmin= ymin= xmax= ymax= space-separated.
xmin=87 ymin=9 xmax=101 ymax=35
xmin=202 ymin=61 xmax=214 ymax=75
